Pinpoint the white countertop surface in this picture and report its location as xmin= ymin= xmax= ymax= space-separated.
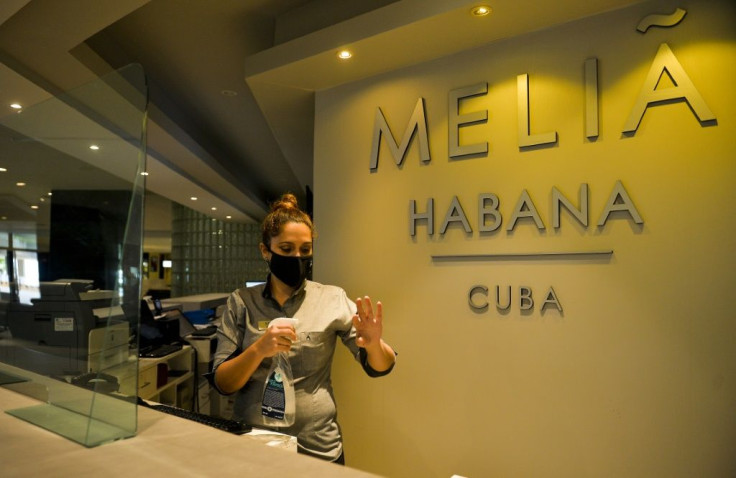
xmin=0 ymin=380 xmax=379 ymax=477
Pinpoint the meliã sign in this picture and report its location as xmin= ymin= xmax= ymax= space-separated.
xmin=368 ymin=41 xmax=717 ymax=315
xmin=370 ymin=43 xmax=716 ymax=171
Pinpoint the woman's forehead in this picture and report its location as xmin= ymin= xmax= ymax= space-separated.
xmin=273 ymin=221 xmax=312 ymax=242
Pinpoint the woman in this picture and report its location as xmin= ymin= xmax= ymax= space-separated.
xmin=213 ymin=193 xmax=396 ymax=464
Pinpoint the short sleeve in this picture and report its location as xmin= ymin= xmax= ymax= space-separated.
xmin=212 ymin=291 xmax=246 ymax=373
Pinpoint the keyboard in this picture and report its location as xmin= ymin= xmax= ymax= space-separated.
xmin=146 ymin=402 xmax=252 ymax=435
xmin=139 ymin=343 xmax=183 ymax=358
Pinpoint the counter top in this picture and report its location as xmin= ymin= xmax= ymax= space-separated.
xmin=0 ymin=385 xmax=379 ymax=477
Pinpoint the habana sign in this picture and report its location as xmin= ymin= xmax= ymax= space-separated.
xmin=369 ymin=38 xmax=717 ymax=315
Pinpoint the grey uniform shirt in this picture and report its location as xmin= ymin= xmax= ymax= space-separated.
xmin=212 ymin=279 xmax=393 ymax=461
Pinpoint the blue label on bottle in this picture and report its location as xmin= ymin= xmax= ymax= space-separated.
xmin=262 ymin=370 xmax=286 ymax=419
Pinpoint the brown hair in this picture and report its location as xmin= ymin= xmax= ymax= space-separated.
xmin=261 ymin=193 xmax=315 ymax=247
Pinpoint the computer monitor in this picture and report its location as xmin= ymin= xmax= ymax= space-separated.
xmin=138 ymin=299 xmax=180 ymax=349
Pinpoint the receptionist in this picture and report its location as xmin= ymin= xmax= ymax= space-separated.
xmin=213 ymin=193 xmax=397 ymax=464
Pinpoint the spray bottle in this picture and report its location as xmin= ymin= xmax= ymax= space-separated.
xmin=261 ymin=317 xmax=297 ymax=427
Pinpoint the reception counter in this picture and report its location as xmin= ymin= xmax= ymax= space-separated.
xmin=0 ymin=385 xmax=379 ymax=477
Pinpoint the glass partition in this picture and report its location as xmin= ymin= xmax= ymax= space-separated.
xmin=0 ymin=64 xmax=147 ymax=446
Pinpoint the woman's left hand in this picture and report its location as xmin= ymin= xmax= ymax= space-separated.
xmin=353 ymin=296 xmax=383 ymax=349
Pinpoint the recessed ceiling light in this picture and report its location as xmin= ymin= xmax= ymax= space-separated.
xmin=16 ymin=182 xmax=26 ymax=187
xmin=190 ymin=197 xmax=198 ymax=201
xmin=226 ymin=215 xmax=232 ymax=220
xmin=10 ymin=103 xmax=22 ymax=110
xmin=211 ymin=207 xmax=217 ymax=211
xmin=47 ymin=192 xmax=52 ymax=196
xmin=0 ymin=167 xmax=6 ymax=172
xmin=337 ymin=50 xmax=352 ymax=60
xmin=30 ymin=205 xmax=39 ymax=210
xmin=141 ymin=171 xmax=149 ymax=176
xmin=89 ymin=144 xmax=100 ymax=150
xmin=471 ymin=5 xmax=491 ymax=16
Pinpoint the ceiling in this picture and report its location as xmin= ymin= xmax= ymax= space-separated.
xmin=0 ymin=0 xmax=645 ymax=245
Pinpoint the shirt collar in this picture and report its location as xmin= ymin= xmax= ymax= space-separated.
xmin=261 ymin=274 xmax=308 ymax=300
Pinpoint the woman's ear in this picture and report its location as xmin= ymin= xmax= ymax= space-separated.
xmin=259 ymin=242 xmax=270 ymax=261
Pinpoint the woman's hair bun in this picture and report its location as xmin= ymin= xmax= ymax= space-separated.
xmin=261 ymin=192 xmax=315 ymax=246
xmin=271 ymin=193 xmax=299 ymax=212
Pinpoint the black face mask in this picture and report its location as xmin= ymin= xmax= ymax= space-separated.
xmin=267 ymin=250 xmax=313 ymax=288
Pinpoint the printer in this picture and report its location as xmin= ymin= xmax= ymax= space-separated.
xmin=6 ymin=279 xmax=129 ymax=374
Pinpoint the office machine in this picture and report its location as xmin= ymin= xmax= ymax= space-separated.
xmin=5 ymin=279 xmax=129 ymax=374
xmin=160 ymin=293 xmax=229 ymax=313
xmin=7 ymin=280 xmax=118 ymax=348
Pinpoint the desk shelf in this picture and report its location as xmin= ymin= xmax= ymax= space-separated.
xmin=137 ymin=346 xmax=194 ymax=409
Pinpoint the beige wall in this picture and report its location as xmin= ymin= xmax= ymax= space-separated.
xmin=313 ymin=0 xmax=735 ymax=476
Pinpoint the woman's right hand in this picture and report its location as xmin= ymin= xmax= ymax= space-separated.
xmin=254 ymin=323 xmax=297 ymax=358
